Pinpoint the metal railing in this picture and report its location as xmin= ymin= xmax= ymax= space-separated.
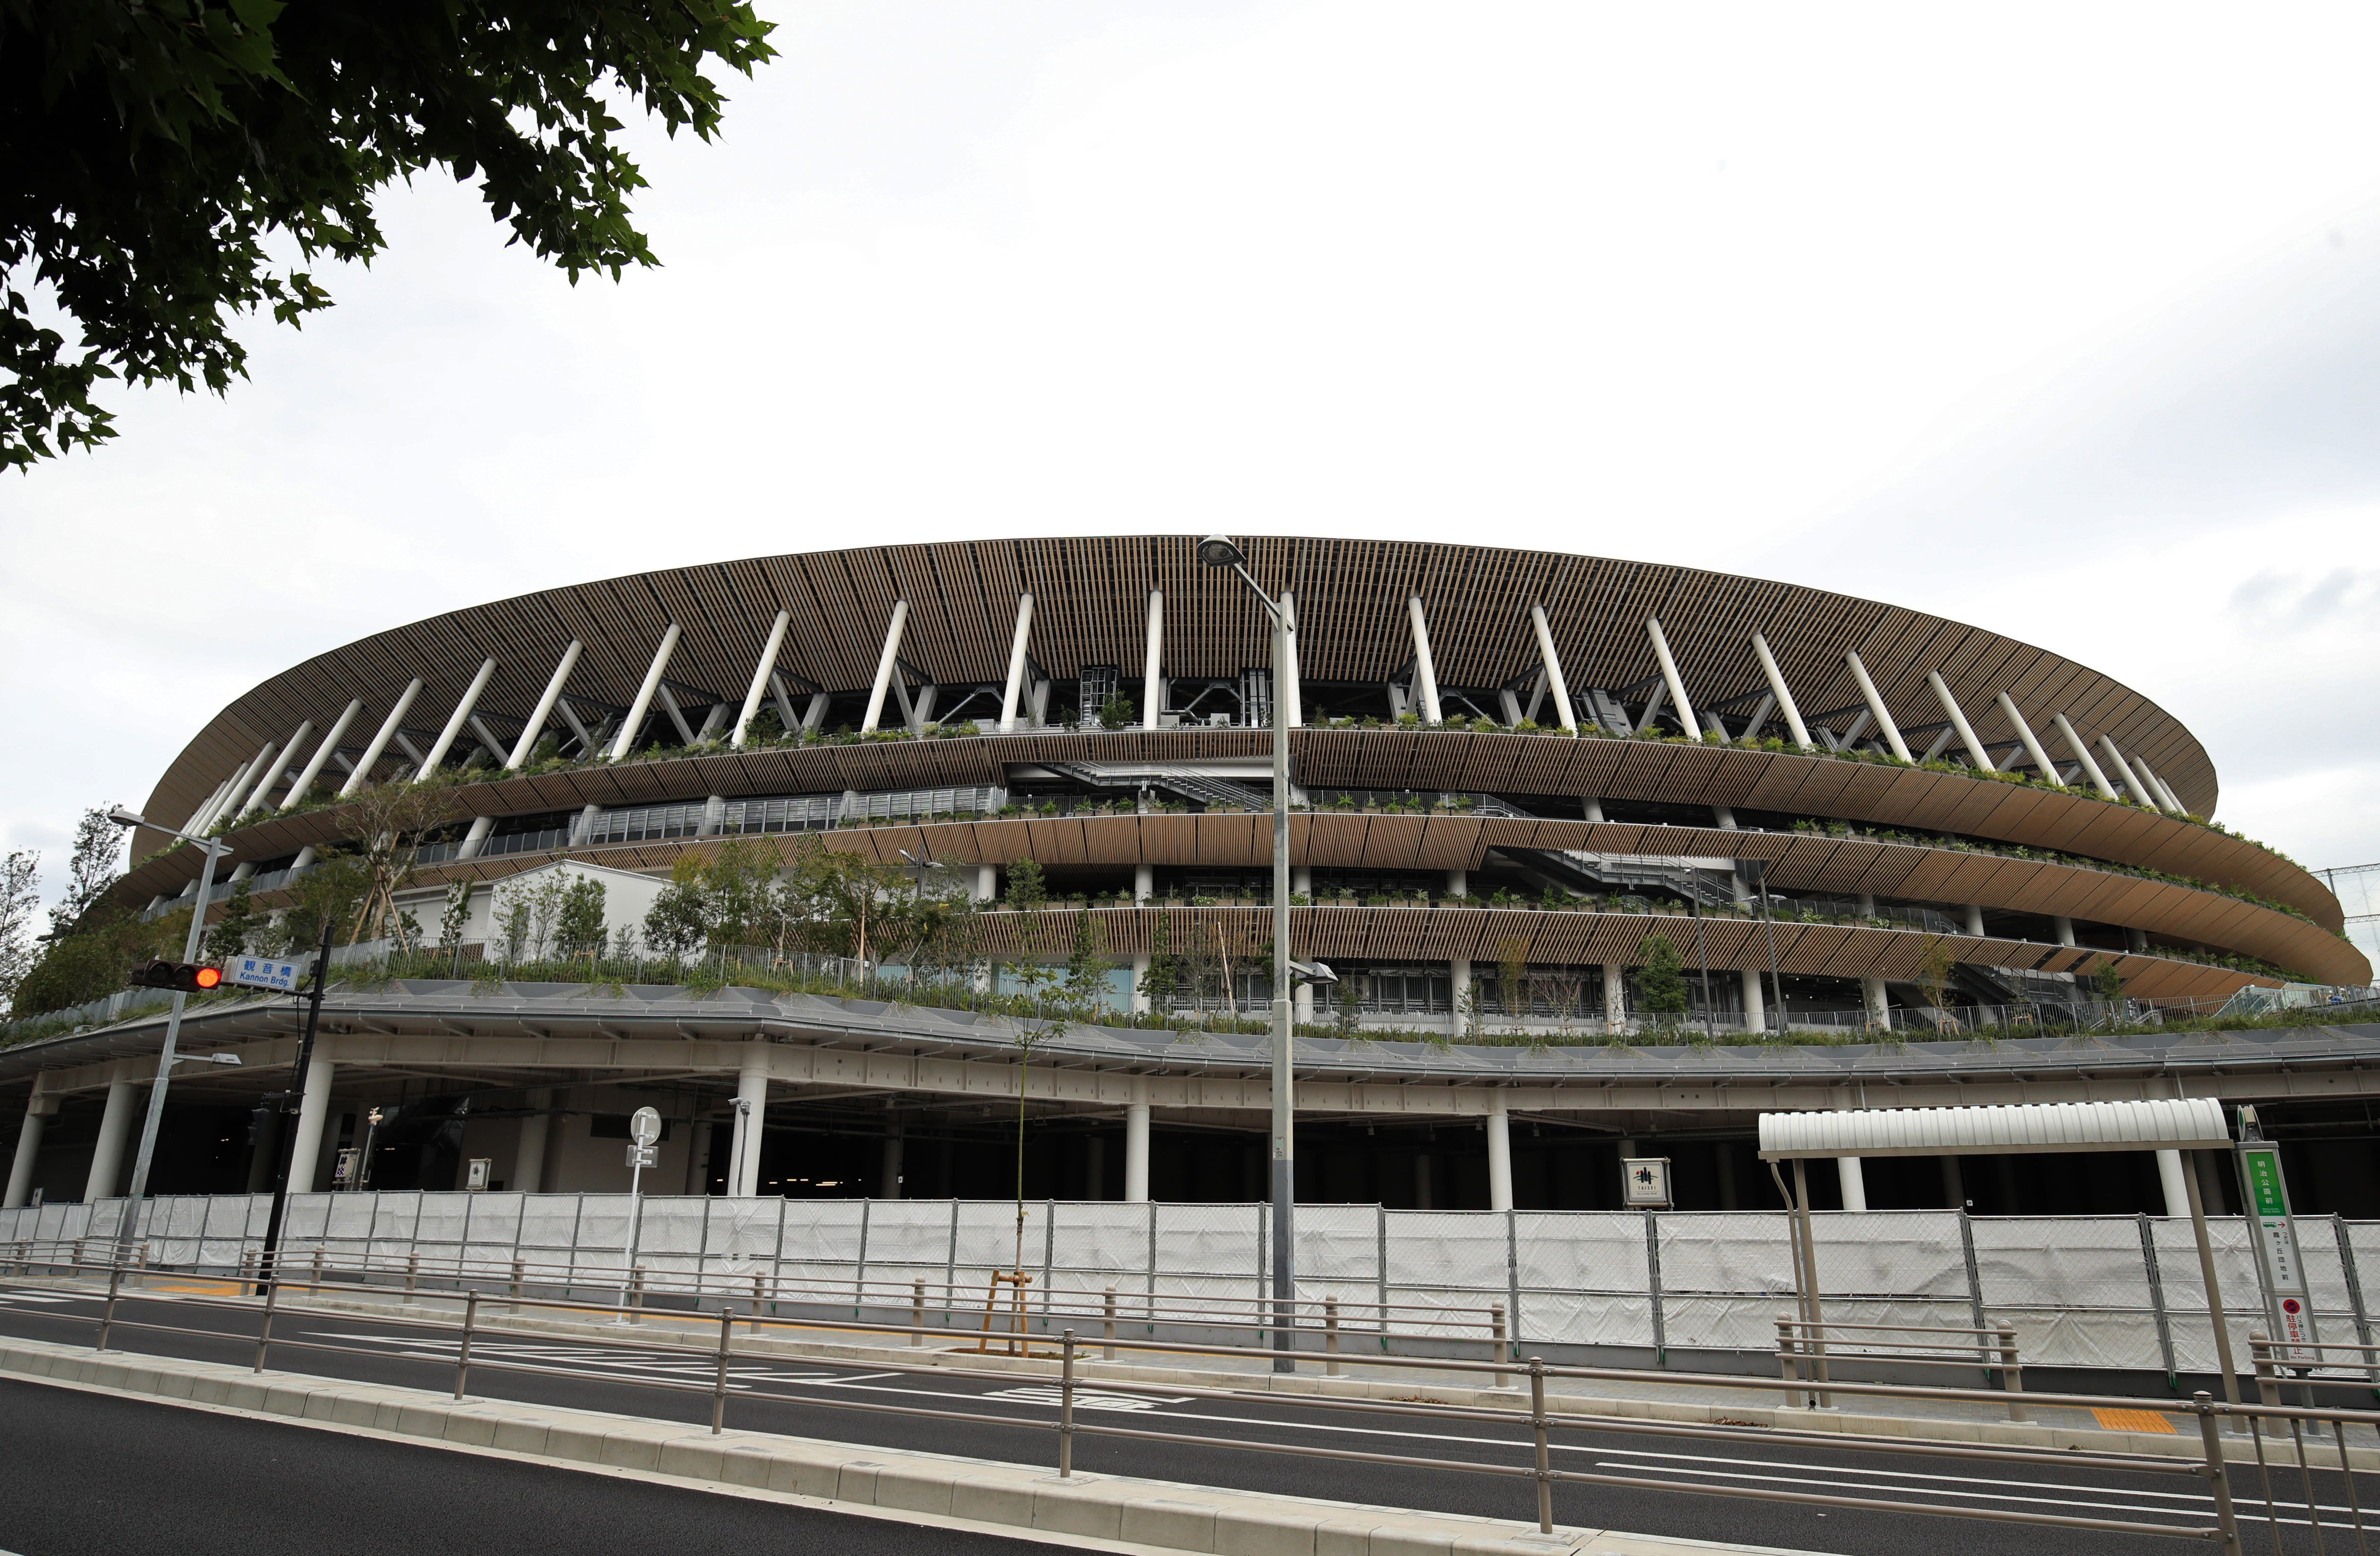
xmin=1776 ymin=1316 xmax=2025 ymax=1417
xmin=17 ymin=1251 xmax=2380 ymax=1548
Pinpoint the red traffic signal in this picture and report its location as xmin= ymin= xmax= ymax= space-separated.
xmin=130 ymin=960 xmax=224 ymax=993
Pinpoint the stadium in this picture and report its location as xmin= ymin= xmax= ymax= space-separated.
xmin=2 ymin=536 xmax=2373 ymax=1227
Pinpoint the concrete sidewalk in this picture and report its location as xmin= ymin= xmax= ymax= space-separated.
xmin=0 ymin=1331 xmax=1824 ymax=1556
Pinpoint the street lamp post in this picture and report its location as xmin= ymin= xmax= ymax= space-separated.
xmin=1196 ymin=536 xmax=1300 ymax=1372
xmin=105 ymin=807 xmax=234 ymax=1245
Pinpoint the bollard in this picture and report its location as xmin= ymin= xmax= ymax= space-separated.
xmin=1777 ymin=1314 xmax=1802 ymax=1408
xmin=97 ymin=1264 xmax=123 ymax=1352
xmin=1058 ymin=1329 xmax=1078 ymax=1478
xmin=752 ymin=1273 xmax=767 ymax=1335
xmin=1530 ymin=1357 xmax=1553 ymax=1535
xmin=455 ymin=1290 xmax=479 ymax=1400
xmin=509 ymin=1257 xmax=524 ymax=1313
xmin=1325 ymin=1296 xmax=1343 ymax=1377
xmin=628 ymin=1264 xmax=646 ymax=1325
xmin=253 ymin=1274 xmax=281 ymax=1374
xmin=912 ymin=1278 xmax=926 ymax=1346
xmin=71 ymin=1237 xmax=85 ymax=1273
xmin=1492 ymin=1302 xmax=1509 ymax=1389
xmin=405 ymin=1251 xmax=419 ymax=1295
xmin=1995 ymin=1320 xmax=2027 ymax=1422
xmin=310 ymin=1247 xmax=324 ymax=1290
xmin=2192 ymin=1391 xmax=2243 ymax=1554
xmin=1103 ymin=1285 xmax=1117 ymax=1362
xmin=711 ymin=1308 xmax=735 ymax=1434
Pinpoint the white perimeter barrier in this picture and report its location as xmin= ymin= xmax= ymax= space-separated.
xmin=6 ymin=1195 xmax=2373 ymax=1378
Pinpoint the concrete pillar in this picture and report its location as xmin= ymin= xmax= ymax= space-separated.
xmin=1927 ymin=671 xmax=1994 ymax=771
xmin=1714 ymin=1142 xmax=1739 ymax=1211
xmin=733 ymin=1046 xmax=770 ymax=1198
xmin=1644 ymin=617 xmax=1698 ymax=741
xmin=239 ymin=721 xmax=313 ymax=821
xmin=1131 ymin=955 xmax=1152 ymax=1015
xmin=1861 ymin=977 xmax=1889 ymax=1027
xmin=1527 ymin=604 xmax=1578 ymax=732
xmin=1134 ymin=864 xmax=1154 ymax=901
xmin=1739 ymin=968 xmax=1766 ymax=1034
xmin=1292 ymin=980 xmax=1313 ymax=1026
xmin=1449 ymin=958 xmax=1471 ymax=1038
xmin=2157 ymin=1149 xmax=2190 ymax=1219
xmin=279 ymin=700 xmax=363 ymax=809
xmin=1486 ymin=1094 xmax=1513 ymax=1212
xmin=1602 ymin=964 xmax=1627 ymax=1035
xmin=1940 ymin=1155 xmax=1965 ymax=1209
xmin=1292 ymin=865 xmax=1311 ymax=897
xmin=1749 ymin=633 xmax=1812 ymax=748
xmin=609 ymin=627 xmax=682 ymax=758
xmin=880 ymin=1129 xmax=904 ymax=1200
xmin=2053 ymin=916 xmax=2076 ymax=948
xmin=1712 ymin=805 xmax=1737 ymax=829
xmin=287 ymin=1060 xmax=336 ymax=1194
xmin=1143 ymin=590 xmax=1165 ymax=730
xmin=1413 ymin=1152 xmax=1433 ymax=1211
xmin=243 ymin=1105 xmax=281 ymax=1193
xmin=1838 ymin=1157 xmax=1868 ymax=1212
xmin=2050 ymin=712 xmax=2119 ymax=800
xmin=1124 ymin=1082 xmax=1151 ymax=1203
xmin=338 ymin=678 xmax=424 ymax=796
xmin=514 ymin=1091 xmax=552 ymax=1195
xmin=1583 ymin=798 xmax=1605 ymax=823
xmin=1994 ymin=692 xmax=2064 ymax=787
xmin=1407 ymin=595 xmax=1444 ymax=723
xmin=85 ymin=1080 xmax=138 ymax=1202
xmin=2127 ymin=927 xmax=2149 ymax=955
xmin=1843 ymin=651 xmax=1912 ymax=762
xmin=998 ymin=593 xmax=1035 ymax=732
xmin=418 ymin=661 xmax=497 ymax=778
xmin=976 ymin=864 xmax=999 ymax=903
xmin=6 ymin=1097 xmax=54 ymax=1208
xmin=1963 ymin=903 xmax=1985 ymax=937
xmin=1445 ymin=868 xmax=1468 ymax=898
xmin=733 ymin=611 xmax=793 ymax=747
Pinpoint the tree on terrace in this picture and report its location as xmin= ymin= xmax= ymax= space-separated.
xmin=1 ymin=0 xmax=777 ymax=470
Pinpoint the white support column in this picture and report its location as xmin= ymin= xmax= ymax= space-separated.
xmin=975 ymin=865 xmax=999 ymax=903
xmin=733 ymin=611 xmax=792 ymax=748
xmin=1861 ymin=976 xmax=1889 ymax=1026
xmin=733 ymin=1046 xmax=770 ymax=1198
xmin=86 ymin=1080 xmax=139 ymax=1201
xmin=504 ymin=641 xmax=586 ymax=769
xmin=1280 ymin=593 xmax=1303 ymax=728
xmin=2050 ymin=713 xmax=2118 ymax=799
xmin=239 ymin=723 xmax=314 ymax=821
xmin=279 ymin=701 xmax=363 ymax=810
xmin=1739 ymin=968 xmax=1766 ymax=1033
xmin=1446 ymin=868 xmax=1469 ymax=898
xmin=6 ymin=1096 xmax=54 ymax=1208
xmin=1964 ymin=903 xmax=1985 ymax=937
xmin=418 ymin=660 xmax=498 ymax=779
xmin=606 ymin=628 xmax=681 ymax=760
xmin=1528 ymin=604 xmax=1578 ymax=733
xmin=998 ymin=593 xmax=1035 ymax=732
xmin=2127 ymin=926 xmax=2149 ymax=955
xmin=2157 ymin=1149 xmax=2190 ymax=1219
xmin=1603 ymin=964 xmax=1628 ymax=1035
xmin=1842 ymin=653 xmax=1912 ymax=762
xmin=1750 ymin=633 xmax=1813 ymax=749
xmin=514 ymin=1091 xmax=552 ymax=1195
xmin=2097 ymin=735 xmax=2167 ymax=811
xmin=1131 ymin=955 xmax=1152 ymax=1015
xmin=1927 ymin=672 xmax=1993 ymax=770
xmin=860 ymin=603 xmax=909 ymax=736
xmin=287 ymin=1060 xmax=337 ymax=1194
xmin=1133 ymin=864 xmax=1154 ymax=902
xmin=1644 ymin=617 xmax=1697 ymax=742
xmin=2053 ymin=916 xmax=2076 ymax=947
xmin=338 ymin=679 xmax=424 ymax=796
xmin=1583 ymin=797 xmax=1605 ymax=823
xmin=1142 ymin=591 xmax=1165 ymax=730
xmin=184 ymin=774 xmax=240 ymax=837
xmin=221 ymin=741 xmax=283 ymax=822
xmin=1838 ymin=1157 xmax=1868 ymax=1212
xmin=455 ymin=816 xmax=497 ymax=862
xmin=1449 ymin=958 xmax=1471 ymax=1038
xmin=1993 ymin=693 xmax=2063 ymax=787
xmin=1407 ymin=596 xmax=1444 ymax=724
xmin=1124 ymin=1081 xmax=1151 ymax=1203
xmin=1712 ymin=805 xmax=1737 ymax=829
xmin=2137 ymin=758 xmax=2186 ymax=815
xmin=1486 ymin=1092 xmax=1513 ymax=1212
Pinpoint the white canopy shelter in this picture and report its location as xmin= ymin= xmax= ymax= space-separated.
xmin=1758 ymin=1098 xmax=2241 ymax=1409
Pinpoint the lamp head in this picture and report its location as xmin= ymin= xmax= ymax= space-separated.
xmin=107 ymin=806 xmax=146 ymax=829
xmin=1195 ymin=535 xmax=1247 ymax=569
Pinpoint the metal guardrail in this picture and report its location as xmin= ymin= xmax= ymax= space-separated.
xmin=1775 ymin=1316 xmax=2026 ymax=1418
xmin=14 ymin=1249 xmax=2380 ymax=1548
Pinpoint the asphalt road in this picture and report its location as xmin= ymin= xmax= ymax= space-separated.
xmin=0 ymin=1376 xmax=1056 ymax=1556
xmin=0 ymin=1278 xmax=2365 ymax=1556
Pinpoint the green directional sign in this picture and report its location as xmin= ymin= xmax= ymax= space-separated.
xmin=2237 ymin=1141 xmax=2316 ymax=1359
xmin=2240 ymin=1146 xmax=2290 ymax=1219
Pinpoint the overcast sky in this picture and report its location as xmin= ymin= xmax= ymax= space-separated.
xmin=7 ymin=0 xmax=2379 ymax=922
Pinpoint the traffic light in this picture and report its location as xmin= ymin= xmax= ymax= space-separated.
xmin=130 ymin=959 xmax=223 ymax=993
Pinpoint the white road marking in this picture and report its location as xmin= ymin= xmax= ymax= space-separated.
xmin=0 ymin=1293 xmax=77 ymax=1305
xmin=983 ymin=1386 xmax=1189 ymax=1412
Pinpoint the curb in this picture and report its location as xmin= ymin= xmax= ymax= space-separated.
xmin=0 ymin=1335 xmax=1823 ymax=1556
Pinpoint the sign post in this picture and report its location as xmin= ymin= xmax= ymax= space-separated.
xmin=2238 ymin=1126 xmax=2318 ymax=1366
xmin=617 ymin=1107 xmax=662 ymax=1321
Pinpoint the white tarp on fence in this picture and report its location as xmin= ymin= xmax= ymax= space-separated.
xmin=7 ymin=1194 xmax=2370 ymax=1375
